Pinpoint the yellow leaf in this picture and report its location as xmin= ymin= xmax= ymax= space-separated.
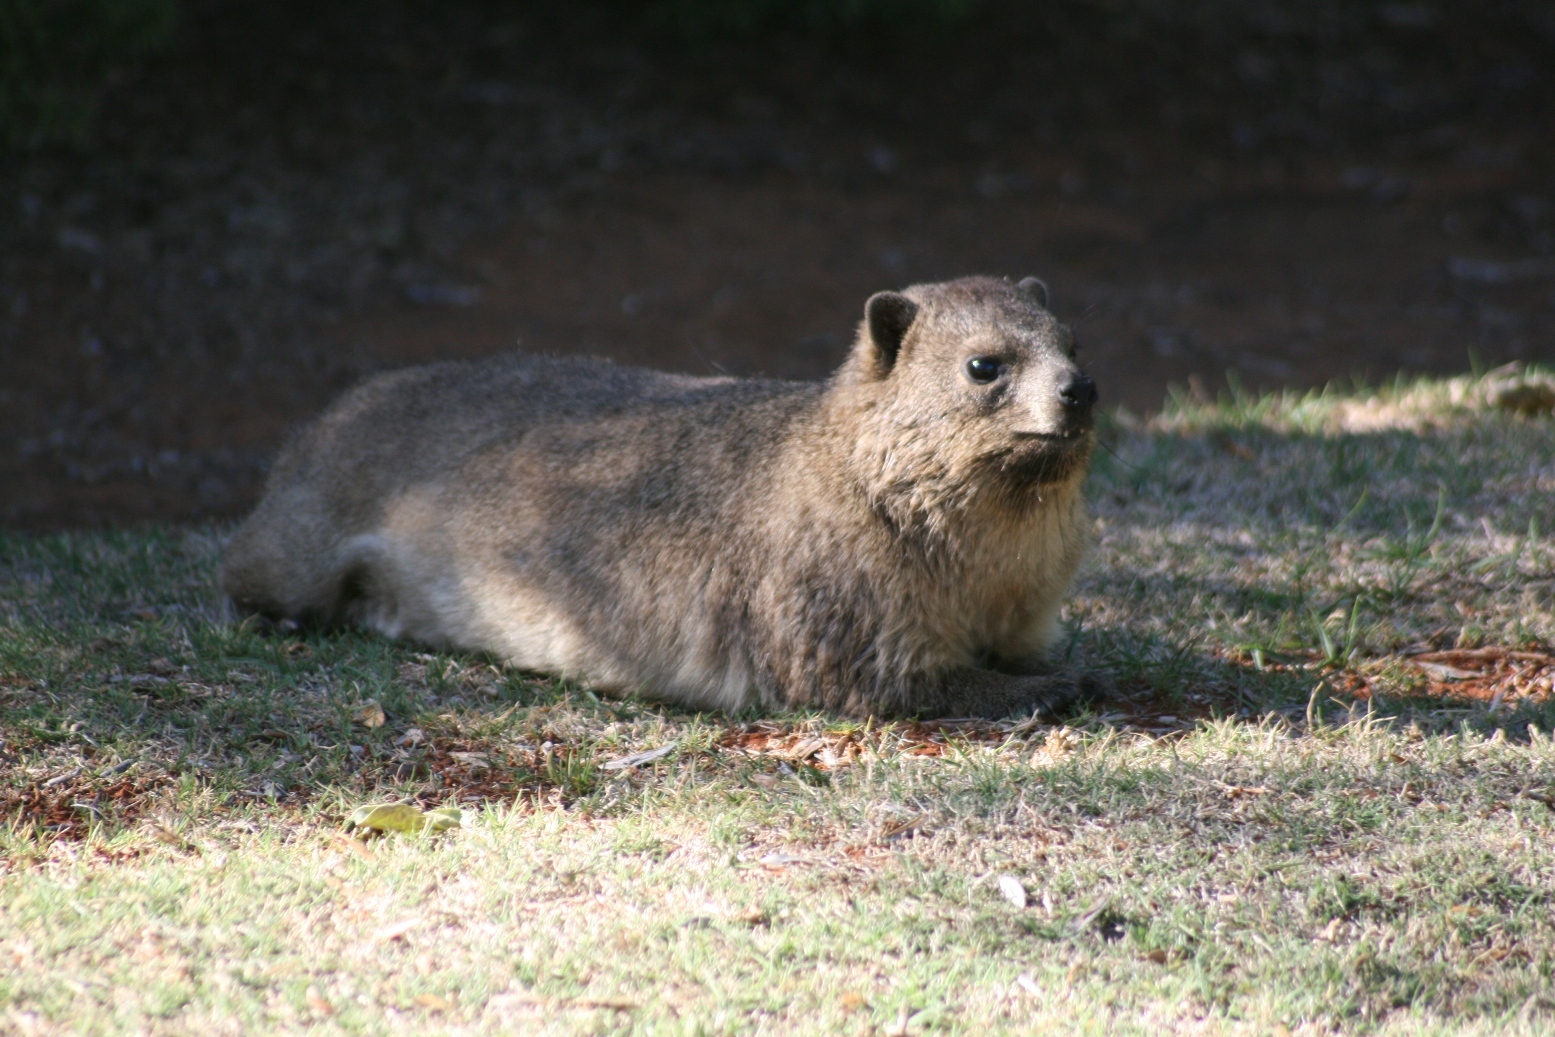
xmin=425 ymin=807 xmax=463 ymax=832
xmin=348 ymin=802 xmax=462 ymax=835
xmin=354 ymin=700 xmax=387 ymax=728
xmin=413 ymin=993 xmax=451 ymax=1012
xmin=349 ymin=803 xmax=426 ymax=833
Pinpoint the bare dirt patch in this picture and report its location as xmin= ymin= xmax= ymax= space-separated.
xmin=3 ymin=1 xmax=1552 ymax=528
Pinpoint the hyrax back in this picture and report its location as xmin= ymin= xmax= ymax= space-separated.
xmin=222 ymin=276 xmax=1102 ymax=718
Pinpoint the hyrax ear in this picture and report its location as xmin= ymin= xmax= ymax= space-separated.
xmin=1016 ymin=276 xmax=1050 ymax=309
xmin=859 ymin=291 xmax=919 ymax=379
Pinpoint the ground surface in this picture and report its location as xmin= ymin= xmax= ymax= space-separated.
xmin=2 ymin=376 xmax=1553 ymax=1034
xmin=3 ymin=0 xmax=1554 ymax=528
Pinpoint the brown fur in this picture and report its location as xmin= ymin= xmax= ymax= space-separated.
xmin=221 ymin=276 xmax=1103 ymax=718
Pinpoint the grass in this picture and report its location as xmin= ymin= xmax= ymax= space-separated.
xmin=0 ymin=0 xmax=177 ymax=149
xmin=2 ymin=366 xmax=1554 ymax=1035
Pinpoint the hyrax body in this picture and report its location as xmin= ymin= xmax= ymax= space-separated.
xmin=222 ymin=276 xmax=1101 ymax=718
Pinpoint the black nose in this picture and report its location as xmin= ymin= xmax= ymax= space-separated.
xmin=1059 ymin=374 xmax=1098 ymax=411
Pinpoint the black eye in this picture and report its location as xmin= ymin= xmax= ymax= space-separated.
xmin=965 ymin=356 xmax=1003 ymax=384
xmin=1063 ymin=329 xmax=1079 ymax=359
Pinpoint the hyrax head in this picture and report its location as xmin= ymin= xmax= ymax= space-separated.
xmin=846 ymin=275 xmax=1097 ymax=488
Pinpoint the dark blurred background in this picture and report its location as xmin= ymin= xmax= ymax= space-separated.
xmin=2 ymin=0 xmax=1552 ymax=528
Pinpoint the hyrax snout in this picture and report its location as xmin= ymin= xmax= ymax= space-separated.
xmin=221 ymin=275 xmax=1104 ymax=718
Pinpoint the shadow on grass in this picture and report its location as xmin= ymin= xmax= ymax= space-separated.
xmin=1072 ymin=616 xmax=1555 ymax=736
xmin=1 ymin=527 xmax=1547 ymax=849
xmin=0 ymin=528 xmax=732 ymax=839
xmin=1077 ymin=402 xmax=1555 ymax=735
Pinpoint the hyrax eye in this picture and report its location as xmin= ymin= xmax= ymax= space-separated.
xmin=964 ymin=356 xmax=1003 ymax=384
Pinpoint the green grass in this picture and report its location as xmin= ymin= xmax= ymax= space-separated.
xmin=0 ymin=0 xmax=177 ymax=149
xmin=2 ymin=367 xmax=1554 ymax=1034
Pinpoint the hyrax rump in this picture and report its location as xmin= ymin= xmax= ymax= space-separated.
xmin=221 ymin=276 xmax=1103 ymax=719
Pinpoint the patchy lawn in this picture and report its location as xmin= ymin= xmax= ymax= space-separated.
xmin=2 ymin=366 xmax=1553 ymax=1035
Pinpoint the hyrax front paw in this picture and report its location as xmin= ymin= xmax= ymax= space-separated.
xmin=1071 ymin=668 xmax=1111 ymax=708
xmin=1015 ymin=669 xmax=1109 ymax=719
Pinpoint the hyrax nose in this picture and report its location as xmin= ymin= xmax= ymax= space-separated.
xmin=1059 ymin=374 xmax=1098 ymax=413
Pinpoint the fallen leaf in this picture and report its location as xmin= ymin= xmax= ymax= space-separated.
xmin=1414 ymin=662 xmax=1479 ymax=681
xmin=149 ymin=823 xmax=194 ymax=850
xmin=602 ymin=744 xmax=675 ymax=770
xmin=839 ymin=992 xmax=866 ymax=1013
xmin=571 ymin=998 xmax=637 ymax=1012
xmin=1413 ymin=647 xmax=1554 ymax=667
xmin=1033 ymin=726 xmax=1079 ymax=766
xmin=350 ymin=803 xmax=423 ymax=832
xmin=354 ymin=700 xmax=387 ymax=728
xmin=41 ymin=768 xmax=82 ymax=789
xmin=396 ymin=727 xmax=425 ymax=748
xmin=1142 ymin=949 xmax=1168 ymax=964
xmin=1072 ymin=897 xmax=1112 ymax=932
xmin=348 ymin=802 xmax=459 ymax=834
xmin=1222 ymin=784 xmax=1269 ymax=799
xmin=413 ymin=993 xmax=451 ymax=1012
xmin=732 ymin=907 xmax=770 ymax=926
xmin=998 ymin=875 xmax=1029 ymax=909
xmin=758 ymin=852 xmax=804 ymax=868
xmin=373 ymin=918 xmax=419 ymax=943
xmin=879 ymin=816 xmax=922 ymax=841
xmin=1015 ymin=973 xmax=1042 ymax=997
xmin=131 ymin=930 xmax=164 ymax=962
xmin=781 ymin=738 xmax=824 ymax=761
xmin=332 ymin=832 xmax=377 ymax=859
xmin=424 ymin=806 xmax=463 ymax=832
xmin=485 ymin=991 xmax=546 ymax=1015
xmin=306 ymin=987 xmax=335 ymax=1016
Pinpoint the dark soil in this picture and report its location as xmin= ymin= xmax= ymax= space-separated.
xmin=4 ymin=1 xmax=1553 ymax=529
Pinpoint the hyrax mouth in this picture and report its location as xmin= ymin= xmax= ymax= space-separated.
xmin=980 ymin=430 xmax=1093 ymax=490
xmin=1011 ymin=429 xmax=1091 ymax=441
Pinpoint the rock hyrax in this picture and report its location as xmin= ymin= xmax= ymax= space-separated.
xmin=222 ymin=276 xmax=1102 ymax=718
